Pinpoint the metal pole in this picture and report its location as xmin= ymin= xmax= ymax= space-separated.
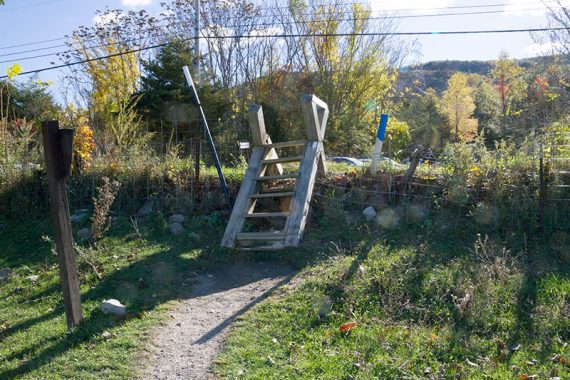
xmin=194 ymin=0 xmax=201 ymax=87
xmin=183 ymin=66 xmax=232 ymax=210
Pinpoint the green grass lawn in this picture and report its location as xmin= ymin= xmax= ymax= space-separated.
xmin=213 ymin=215 xmax=570 ymax=379
xmin=0 ymin=204 xmax=568 ymax=379
xmin=0 ymin=212 xmax=243 ymax=379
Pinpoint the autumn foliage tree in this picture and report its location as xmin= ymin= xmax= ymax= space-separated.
xmin=491 ymin=53 xmax=527 ymax=129
xmin=441 ymin=73 xmax=478 ymax=142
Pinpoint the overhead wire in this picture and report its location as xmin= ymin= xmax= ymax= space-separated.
xmin=0 ymin=4 xmax=559 ymax=63
xmin=0 ymin=0 xmax=562 ymax=51
xmin=1 ymin=26 xmax=567 ymax=80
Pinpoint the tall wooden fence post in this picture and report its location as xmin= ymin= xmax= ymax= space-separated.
xmin=300 ymin=94 xmax=328 ymax=175
xmin=41 ymin=121 xmax=83 ymax=329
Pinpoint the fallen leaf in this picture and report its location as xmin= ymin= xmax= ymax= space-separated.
xmin=339 ymin=321 xmax=357 ymax=332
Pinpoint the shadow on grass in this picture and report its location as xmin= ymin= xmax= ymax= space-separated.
xmin=0 ymin=218 xmax=303 ymax=379
xmin=1 ymin=208 xmax=568 ymax=378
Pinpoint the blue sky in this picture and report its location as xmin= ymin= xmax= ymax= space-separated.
xmin=0 ymin=0 xmax=566 ymax=102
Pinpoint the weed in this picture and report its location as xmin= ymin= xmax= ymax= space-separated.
xmin=90 ymin=177 xmax=121 ymax=240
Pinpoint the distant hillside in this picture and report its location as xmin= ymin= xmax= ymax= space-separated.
xmin=399 ymin=55 xmax=570 ymax=93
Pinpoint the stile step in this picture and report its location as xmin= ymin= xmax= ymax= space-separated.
xmin=256 ymin=174 xmax=299 ymax=181
xmin=250 ymin=192 xmax=295 ymax=199
xmin=244 ymin=212 xmax=291 ymax=218
xmin=261 ymin=156 xmax=304 ymax=165
xmin=262 ymin=140 xmax=306 ymax=149
xmin=236 ymin=232 xmax=286 ymax=241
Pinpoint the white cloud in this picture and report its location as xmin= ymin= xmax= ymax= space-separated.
xmin=503 ymin=0 xmax=570 ymax=17
xmin=370 ymin=0 xmax=457 ymax=15
xmin=92 ymin=11 xmax=125 ymax=26
xmin=121 ymin=0 xmax=153 ymax=7
xmin=525 ymin=41 xmax=564 ymax=56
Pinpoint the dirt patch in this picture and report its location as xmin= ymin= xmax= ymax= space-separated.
xmin=140 ymin=261 xmax=296 ymax=379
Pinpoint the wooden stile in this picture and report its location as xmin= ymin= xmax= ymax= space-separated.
xmin=221 ymin=95 xmax=329 ymax=250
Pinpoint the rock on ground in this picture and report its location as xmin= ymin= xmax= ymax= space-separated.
xmin=169 ymin=214 xmax=185 ymax=224
xmin=77 ymin=228 xmax=91 ymax=240
xmin=170 ymin=222 xmax=184 ymax=235
xmin=0 ymin=268 xmax=12 ymax=282
xmin=100 ymin=299 xmax=127 ymax=315
xmin=140 ymin=261 xmax=295 ymax=380
xmin=363 ymin=206 xmax=377 ymax=221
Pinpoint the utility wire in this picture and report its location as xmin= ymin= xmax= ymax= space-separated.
xmin=0 ymin=0 xmax=561 ymax=51
xmin=1 ymin=26 xmax=566 ymax=80
xmin=0 ymin=5 xmax=555 ymax=62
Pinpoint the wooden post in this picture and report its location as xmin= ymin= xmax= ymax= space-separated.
xmin=539 ymin=139 xmax=545 ymax=231
xmin=248 ymin=104 xmax=282 ymax=176
xmin=41 ymin=121 xmax=83 ymax=329
xmin=301 ymin=94 xmax=328 ymax=175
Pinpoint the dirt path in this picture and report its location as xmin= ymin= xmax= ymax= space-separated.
xmin=140 ymin=261 xmax=296 ymax=380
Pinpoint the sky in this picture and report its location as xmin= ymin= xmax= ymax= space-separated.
xmin=0 ymin=0 xmax=567 ymax=101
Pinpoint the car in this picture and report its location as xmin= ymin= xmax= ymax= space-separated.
xmin=329 ymin=156 xmax=365 ymax=167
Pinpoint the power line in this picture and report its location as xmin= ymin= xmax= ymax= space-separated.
xmin=0 ymin=0 xmax=63 ymax=13
xmin=1 ymin=27 xmax=566 ymax=80
xmin=0 ymin=5 xmax=554 ymax=62
xmin=0 ymin=0 xmax=560 ymax=51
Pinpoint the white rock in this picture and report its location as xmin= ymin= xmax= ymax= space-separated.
xmin=77 ymin=228 xmax=91 ymax=240
xmin=170 ymin=222 xmax=184 ymax=235
xmin=0 ymin=268 xmax=12 ymax=282
xmin=169 ymin=214 xmax=185 ymax=224
xmin=25 ymin=275 xmax=39 ymax=282
xmin=100 ymin=299 xmax=127 ymax=315
xmin=363 ymin=206 xmax=376 ymax=221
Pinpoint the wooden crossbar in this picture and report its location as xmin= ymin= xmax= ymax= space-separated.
xmin=261 ymin=156 xmax=304 ymax=164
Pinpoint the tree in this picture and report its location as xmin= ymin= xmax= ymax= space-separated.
xmin=490 ymin=53 xmax=527 ymax=129
xmin=468 ymin=74 xmax=501 ymax=142
xmin=384 ymin=119 xmax=411 ymax=158
xmin=545 ymin=0 xmax=570 ymax=56
xmin=398 ymin=88 xmax=446 ymax=149
xmin=62 ymin=8 xmax=160 ymax=152
xmin=138 ymin=40 xmax=195 ymax=121
xmin=441 ymin=73 xmax=478 ymax=142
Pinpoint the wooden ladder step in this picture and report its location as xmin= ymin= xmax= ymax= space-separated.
xmin=262 ymin=140 xmax=306 ymax=149
xmin=236 ymin=232 xmax=286 ymax=241
xmin=261 ymin=156 xmax=304 ymax=164
xmin=244 ymin=212 xmax=290 ymax=218
xmin=250 ymin=192 xmax=295 ymax=199
xmin=237 ymin=245 xmax=286 ymax=251
xmin=256 ymin=174 xmax=298 ymax=181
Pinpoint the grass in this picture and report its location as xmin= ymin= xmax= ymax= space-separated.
xmin=0 ymin=212 xmax=239 ymax=379
xmin=213 ymin=213 xmax=570 ymax=379
xmin=0 ymin=189 xmax=568 ymax=379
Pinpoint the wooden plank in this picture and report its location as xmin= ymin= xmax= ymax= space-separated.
xmin=284 ymin=142 xmax=320 ymax=247
xmin=221 ymin=146 xmax=265 ymax=248
xmin=250 ymin=192 xmax=295 ymax=199
xmin=256 ymin=174 xmax=298 ymax=181
xmin=236 ymin=232 xmax=286 ymax=241
xmin=249 ymin=104 xmax=282 ymax=175
xmin=300 ymin=94 xmax=328 ymax=175
xmin=259 ymin=187 xmax=296 ymax=193
xmin=41 ymin=121 xmax=83 ymax=329
xmin=244 ymin=212 xmax=291 ymax=218
xmin=261 ymin=156 xmax=304 ymax=164
xmin=262 ymin=140 xmax=306 ymax=149
xmin=248 ymin=104 xmax=267 ymax=146
xmin=236 ymin=244 xmax=286 ymax=251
